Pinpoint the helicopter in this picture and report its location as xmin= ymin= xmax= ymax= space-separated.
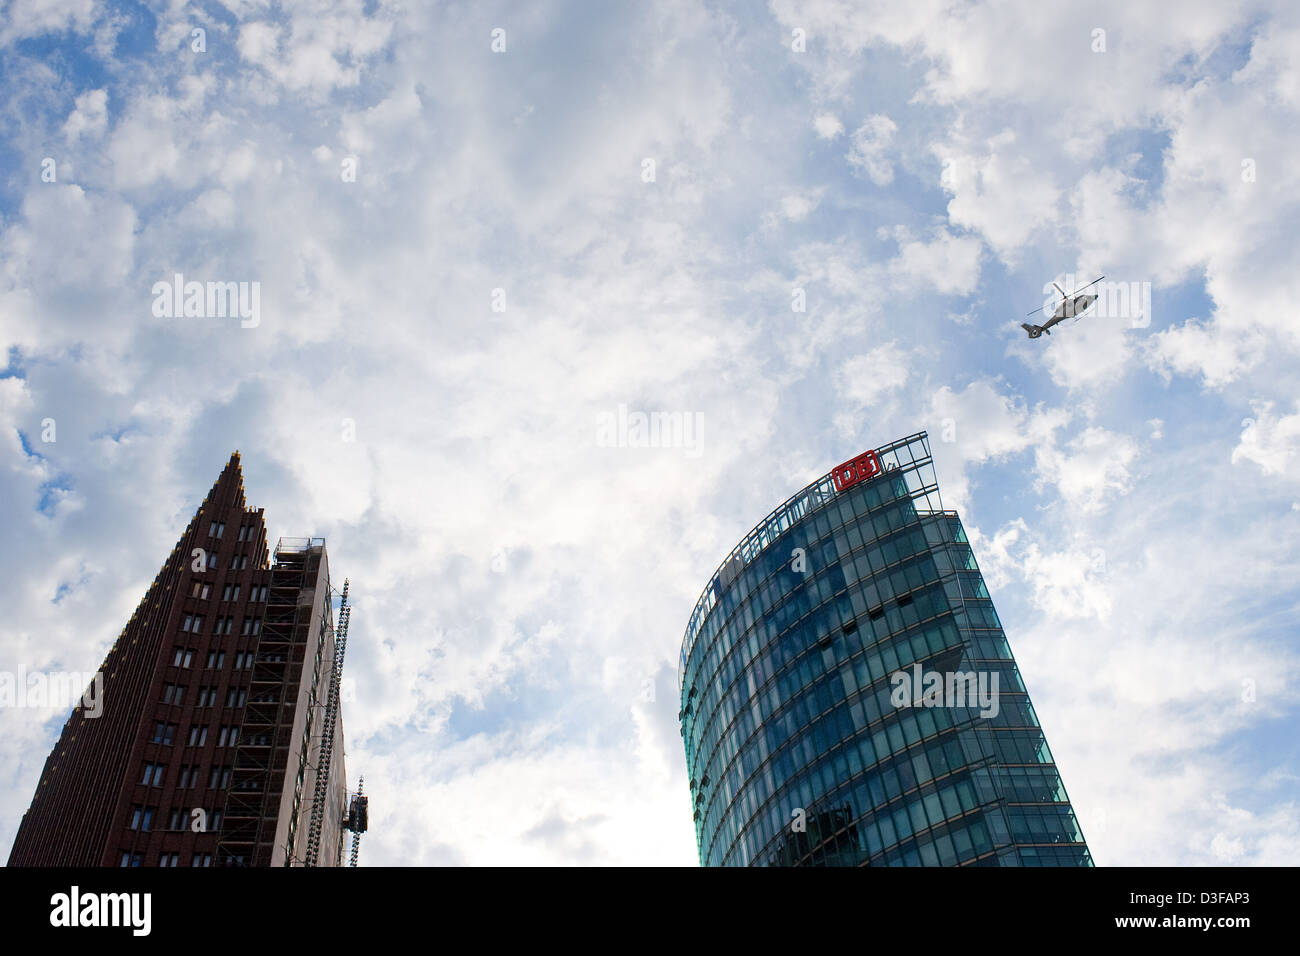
xmin=1021 ymin=275 xmax=1105 ymax=338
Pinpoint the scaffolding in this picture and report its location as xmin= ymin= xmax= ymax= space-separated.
xmin=217 ymin=544 xmax=325 ymax=866
xmin=303 ymin=580 xmax=349 ymax=866
xmin=346 ymin=778 xmax=368 ymax=867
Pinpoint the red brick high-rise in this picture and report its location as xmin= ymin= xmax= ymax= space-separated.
xmin=8 ymin=453 xmax=356 ymax=867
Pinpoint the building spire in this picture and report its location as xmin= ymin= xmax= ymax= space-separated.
xmin=195 ymin=451 xmax=246 ymax=518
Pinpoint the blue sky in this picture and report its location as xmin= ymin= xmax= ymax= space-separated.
xmin=1 ymin=0 xmax=1298 ymax=865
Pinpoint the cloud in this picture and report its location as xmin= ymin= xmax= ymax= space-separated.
xmin=835 ymin=342 xmax=910 ymax=408
xmin=887 ymin=226 xmax=983 ymax=295
xmin=778 ymin=190 xmax=822 ymax=221
xmin=0 ymin=0 xmax=97 ymax=45
xmin=1033 ymin=426 xmax=1138 ymax=513
xmin=935 ymin=131 xmax=1062 ymax=256
xmin=1233 ymin=401 xmax=1300 ymax=477
xmin=925 ymin=380 xmax=1068 ymax=511
xmin=61 ymin=88 xmax=107 ymax=141
xmin=846 ymin=113 xmax=897 ymax=185
xmin=813 ymin=112 xmax=844 ymax=139
xmin=3 ymin=0 xmax=1299 ymax=870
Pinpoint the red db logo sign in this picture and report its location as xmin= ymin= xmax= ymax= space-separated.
xmin=831 ymin=449 xmax=881 ymax=492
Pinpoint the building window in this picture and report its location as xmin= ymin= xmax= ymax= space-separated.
xmin=140 ymin=762 xmax=164 ymax=787
xmin=222 ymin=584 xmax=241 ymax=602
xmin=191 ymin=853 xmax=212 ymax=868
xmin=128 ymin=806 xmax=154 ymax=831
xmin=172 ymin=648 xmax=194 ymax=668
xmin=167 ymin=808 xmax=184 ymax=831
xmin=152 ymin=722 xmax=176 ymax=745
xmin=178 ymin=765 xmax=198 ymax=789
xmin=206 ymin=650 xmax=225 ymax=669
xmin=209 ymin=766 xmax=232 ymax=789
xmin=162 ymin=683 xmax=184 ymax=705
xmin=217 ymin=726 xmax=239 ymax=748
xmin=120 ymin=852 xmax=143 ymax=867
xmin=226 ymin=688 xmax=247 ymax=708
xmin=208 ymin=521 xmax=225 ymax=538
xmin=196 ymin=686 xmax=217 ymax=708
xmin=159 ymin=853 xmax=180 ymax=867
xmin=233 ymin=652 xmax=249 ymax=670
xmin=206 ymin=551 xmax=218 ymax=569
xmin=187 ymin=725 xmax=208 ymax=747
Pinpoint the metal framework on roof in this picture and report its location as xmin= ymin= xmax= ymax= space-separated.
xmin=679 ymin=431 xmax=944 ymax=692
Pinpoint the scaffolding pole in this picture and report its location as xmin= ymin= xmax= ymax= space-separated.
xmin=303 ymin=579 xmax=349 ymax=866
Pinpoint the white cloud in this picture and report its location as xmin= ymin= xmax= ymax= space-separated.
xmin=1149 ymin=318 xmax=1263 ymax=390
xmin=835 ymin=342 xmax=909 ymax=409
xmin=970 ymin=519 xmax=1112 ymax=622
xmin=1034 ymin=426 xmax=1138 ymax=513
xmin=813 ymin=112 xmax=844 ymax=139
xmin=935 ymin=131 xmax=1061 ymax=256
xmin=1233 ymin=401 xmax=1300 ymax=477
xmin=4 ymin=0 xmax=1300 ymax=871
xmin=925 ymin=380 xmax=1068 ymax=512
xmin=778 ymin=191 xmax=821 ymax=221
xmin=888 ymin=227 xmax=983 ymax=295
xmin=846 ymin=113 xmax=897 ymax=185
xmin=61 ymin=88 xmax=107 ymax=141
xmin=0 ymin=0 xmax=97 ymax=44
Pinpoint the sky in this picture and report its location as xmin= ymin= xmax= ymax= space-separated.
xmin=1 ymin=0 xmax=1298 ymax=866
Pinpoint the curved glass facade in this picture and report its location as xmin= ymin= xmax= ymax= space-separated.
xmin=679 ymin=432 xmax=1091 ymax=867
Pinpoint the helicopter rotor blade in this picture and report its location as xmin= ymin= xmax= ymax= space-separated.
xmin=1026 ymin=305 xmax=1046 ymax=317
xmin=1070 ymin=275 xmax=1105 ymax=295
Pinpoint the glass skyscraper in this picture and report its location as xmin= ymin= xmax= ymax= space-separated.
xmin=679 ymin=432 xmax=1090 ymax=867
